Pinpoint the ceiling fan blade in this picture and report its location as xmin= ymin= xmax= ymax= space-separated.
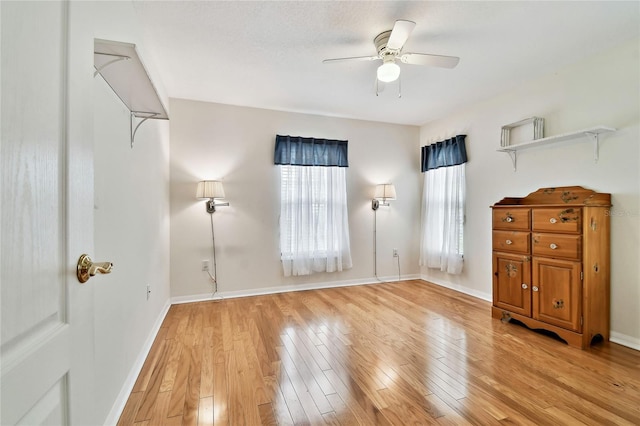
xmin=386 ymin=20 xmax=416 ymax=51
xmin=322 ymin=55 xmax=380 ymax=64
xmin=400 ymin=53 xmax=460 ymax=68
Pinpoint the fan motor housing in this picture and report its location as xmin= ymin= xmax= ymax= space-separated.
xmin=374 ymin=30 xmax=393 ymax=54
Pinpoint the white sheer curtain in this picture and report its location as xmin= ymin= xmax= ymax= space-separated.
xmin=280 ymin=165 xmax=352 ymax=276
xmin=419 ymin=163 xmax=465 ymax=274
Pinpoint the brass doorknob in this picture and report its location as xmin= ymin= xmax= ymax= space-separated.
xmin=77 ymin=254 xmax=113 ymax=283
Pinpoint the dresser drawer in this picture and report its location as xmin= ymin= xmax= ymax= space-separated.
xmin=533 ymin=208 xmax=582 ymax=233
xmin=492 ymin=208 xmax=530 ymax=231
xmin=493 ymin=231 xmax=530 ymax=254
xmin=532 ymin=233 xmax=582 ymax=260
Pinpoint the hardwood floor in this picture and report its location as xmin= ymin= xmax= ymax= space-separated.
xmin=118 ymin=280 xmax=640 ymax=425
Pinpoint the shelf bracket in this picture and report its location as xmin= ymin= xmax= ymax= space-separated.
xmin=507 ymin=150 xmax=517 ymax=172
xmin=93 ymin=52 xmax=131 ymax=78
xmin=130 ymin=111 xmax=160 ymax=148
xmin=584 ymin=131 xmax=600 ymax=163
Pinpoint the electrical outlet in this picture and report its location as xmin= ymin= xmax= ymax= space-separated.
xmin=146 ymin=284 xmax=151 ymax=300
xmin=202 ymin=260 xmax=210 ymax=271
xmin=393 ymin=248 xmax=399 ymax=257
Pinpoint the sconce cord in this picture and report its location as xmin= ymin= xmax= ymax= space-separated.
xmin=208 ymin=213 xmax=219 ymax=296
xmin=373 ymin=208 xmax=402 ymax=283
xmin=374 ymin=209 xmax=381 ymax=281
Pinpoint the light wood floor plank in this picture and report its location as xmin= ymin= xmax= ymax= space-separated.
xmin=199 ymin=327 xmax=214 ymax=398
xmin=132 ymin=326 xmax=169 ymax=393
xmin=182 ymin=338 xmax=203 ymax=426
xmin=134 ymin=339 xmax=171 ymax=423
xmin=275 ymin=354 xmax=311 ymax=425
xmin=197 ymin=397 xmax=213 ymax=426
xmin=166 ymin=334 xmax=192 ymax=418
xmin=263 ymin=374 xmax=296 ymax=426
xmin=116 ymin=391 xmax=144 ymax=426
xmin=148 ymin=391 xmax=171 ymax=426
xmin=258 ymin=403 xmax=277 ymax=426
xmin=118 ymin=280 xmax=640 ymax=425
xmin=325 ymin=392 xmax=358 ymax=426
xmin=159 ymin=338 xmax=183 ymax=393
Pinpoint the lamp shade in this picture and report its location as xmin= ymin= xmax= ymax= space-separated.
xmin=374 ymin=184 xmax=396 ymax=200
xmin=196 ymin=180 xmax=225 ymax=199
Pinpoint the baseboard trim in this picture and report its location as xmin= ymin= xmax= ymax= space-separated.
xmin=420 ymin=274 xmax=492 ymax=302
xmin=171 ymin=274 xmax=422 ymax=305
xmin=610 ymin=332 xmax=640 ymax=351
xmin=103 ymin=299 xmax=171 ymax=426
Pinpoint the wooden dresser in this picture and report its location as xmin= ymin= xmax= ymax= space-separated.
xmin=491 ymin=186 xmax=611 ymax=348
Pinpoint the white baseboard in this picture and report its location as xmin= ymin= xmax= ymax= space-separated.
xmin=171 ymin=274 xmax=422 ymax=305
xmin=610 ymin=331 xmax=640 ymax=351
xmin=103 ymin=299 xmax=171 ymax=426
xmin=420 ymin=274 xmax=492 ymax=302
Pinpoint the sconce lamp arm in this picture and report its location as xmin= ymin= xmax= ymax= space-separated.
xmin=206 ymin=198 xmax=230 ymax=214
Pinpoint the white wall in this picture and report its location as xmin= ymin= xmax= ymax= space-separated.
xmin=90 ymin=1 xmax=171 ymax=424
xmin=170 ymin=100 xmax=420 ymax=300
xmin=420 ymin=39 xmax=640 ymax=348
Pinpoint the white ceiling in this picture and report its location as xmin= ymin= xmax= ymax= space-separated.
xmin=133 ymin=1 xmax=640 ymax=126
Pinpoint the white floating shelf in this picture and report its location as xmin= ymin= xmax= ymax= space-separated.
xmin=94 ymin=39 xmax=168 ymax=147
xmin=497 ymin=125 xmax=616 ymax=171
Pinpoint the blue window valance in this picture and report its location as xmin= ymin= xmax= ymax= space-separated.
xmin=421 ymin=135 xmax=467 ymax=172
xmin=275 ymin=135 xmax=348 ymax=167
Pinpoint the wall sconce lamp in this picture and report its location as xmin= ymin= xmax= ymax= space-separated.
xmin=371 ymin=183 xmax=396 ymax=210
xmin=196 ymin=180 xmax=229 ymax=214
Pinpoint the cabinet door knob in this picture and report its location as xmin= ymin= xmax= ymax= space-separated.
xmin=550 ymin=243 xmax=558 ymax=249
xmin=522 ymin=283 xmax=528 ymax=289
xmin=532 ymin=286 xmax=539 ymax=292
xmin=550 ymin=218 xmax=557 ymax=224
xmin=505 ymin=239 xmax=513 ymax=245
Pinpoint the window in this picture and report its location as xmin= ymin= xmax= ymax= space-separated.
xmin=419 ymin=164 xmax=465 ymax=273
xmin=279 ymin=165 xmax=352 ymax=276
xmin=419 ymin=135 xmax=467 ymax=274
xmin=274 ymin=134 xmax=352 ymax=277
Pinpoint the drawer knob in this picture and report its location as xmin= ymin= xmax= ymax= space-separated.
xmin=505 ymin=239 xmax=513 ymax=245
xmin=550 ymin=218 xmax=557 ymax=224
xmin=550 ymin=243 xmax=558 ymax=249
xmin=532 ymin=286 xmax=539 ymax=292
xmin=505 ymin=216 xmax=513 ymax=222
xmin=522 ymin=283 xmax=528 ymax=289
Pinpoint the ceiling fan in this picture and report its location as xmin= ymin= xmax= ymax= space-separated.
xmin=323 ymin=20 xmax=459 ymax=87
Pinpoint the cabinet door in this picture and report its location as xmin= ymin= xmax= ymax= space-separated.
xmin=533 ymin=258 xmax=582 ymax=332
xmin=493 ymin=252 xmax=531 ymax=316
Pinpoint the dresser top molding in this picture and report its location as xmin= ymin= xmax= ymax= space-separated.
xmin=492 ymin=186 xmax=611 ymax=208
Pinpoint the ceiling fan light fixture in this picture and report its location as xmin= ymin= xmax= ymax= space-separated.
xmin=377 ymin=60 xmax=400 ymax=82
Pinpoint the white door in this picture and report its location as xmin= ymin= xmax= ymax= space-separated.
xmin=1 ymin=1 xmax=101 ymax=424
